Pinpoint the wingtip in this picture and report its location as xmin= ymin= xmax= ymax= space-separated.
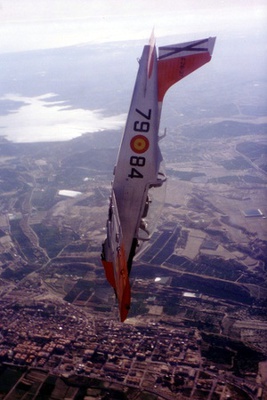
xmin=208 ymin=36 xmax=216 ymax=56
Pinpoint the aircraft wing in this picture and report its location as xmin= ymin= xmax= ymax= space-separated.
xmin=158 ymin=37 xmax=216 ymax=102
xmin=101 ymin=190 xmax=131 ymax=322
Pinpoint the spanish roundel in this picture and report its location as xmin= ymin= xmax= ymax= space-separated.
xmin=130 ymin=135 xmax=150 ymax=154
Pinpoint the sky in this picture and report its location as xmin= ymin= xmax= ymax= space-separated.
xmin=1 ymin=0 xmax=266 ymax=53
xmin=0 ymin=0 xmax=266 ymax=142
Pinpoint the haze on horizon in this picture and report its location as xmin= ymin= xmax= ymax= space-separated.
xmin=1 ymin=0 xmax=265 ymax=53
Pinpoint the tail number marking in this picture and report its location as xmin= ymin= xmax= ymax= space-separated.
xmin=128 ymin=108 xmax=151 ymax=179
xmin=134 ymin=108 xmax=151 ymax=133
xmin=136 ymin=108 xmax=151 ymax=120
xmin=128 ymin=156 xmax=146 ymax=179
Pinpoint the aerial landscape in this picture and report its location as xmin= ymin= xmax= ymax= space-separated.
xmin=0 ymin=1 xmax=267 ymax=399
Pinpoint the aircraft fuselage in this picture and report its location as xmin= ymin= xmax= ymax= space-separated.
xmin=101 ymin=35 xmax=216 ymax=321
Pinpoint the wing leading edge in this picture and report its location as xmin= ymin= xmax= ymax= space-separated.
xmin=101 ymin=35 xmax=216 ymax=322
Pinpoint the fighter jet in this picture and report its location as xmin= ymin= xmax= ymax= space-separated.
xmin=101 ymin=34 xmax=216 ymax=322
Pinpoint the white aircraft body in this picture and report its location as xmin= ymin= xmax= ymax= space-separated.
xmin=101 ymin=34 xmax=216 ymax=322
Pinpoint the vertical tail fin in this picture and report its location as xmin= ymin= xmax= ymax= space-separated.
xmin=157 ymin=37 xmax=216 ymax=101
